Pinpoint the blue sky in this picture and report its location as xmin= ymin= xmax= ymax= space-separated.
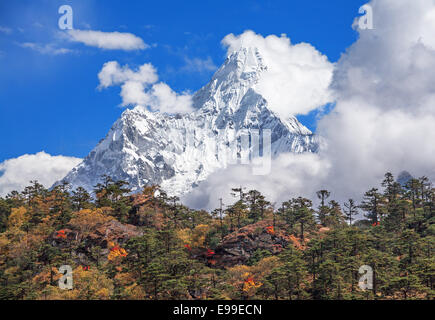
xmin=0 ymin=0 xmax=367 ymax=163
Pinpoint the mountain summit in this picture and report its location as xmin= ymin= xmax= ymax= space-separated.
xmin=59 ymin=46 xmax=318 ymax=196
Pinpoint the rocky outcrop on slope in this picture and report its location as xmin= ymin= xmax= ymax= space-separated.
xmin=50 ymin=220 xmax=143 ymax=265
xmin=211 ymin=220 xmax=304 ymax=268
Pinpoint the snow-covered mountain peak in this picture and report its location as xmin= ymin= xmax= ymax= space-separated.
xmin=217 ymin=46 xmax=265 ymax=81
xmin=58 ymin=46 xmax=318 ymax=197
xmin=193 ymin=46 xmax=266 ymax=115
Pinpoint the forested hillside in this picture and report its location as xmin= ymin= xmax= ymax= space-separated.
xmin=0 ymin=173 xmax=433 ymax=300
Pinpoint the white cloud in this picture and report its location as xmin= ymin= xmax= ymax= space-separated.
xmin=0 ymin=26 xmax=12 ymax=34
xmin=185 ymin=0 xmax=435 ymax=211
xmin=33 ymin=22 xmax=43 ymax=28
xmin=68 ymin=29 xmax=147 ymax=51
xmin=222 ymin=30 xmax=334 ymax=117
xmin=146 ymin=82 xmax=193 ymax=114
xmin=98 ymin=61 xmax=158 ymax=88
xmin=0 ymin=152 xmax=82 ymax=196
xmin=315 ymin=0 xmax=435 ymax=200
xmin=183 ymin=153 xmax=329 ymax=210
xmin=19 ymin=42 xmax=73 ymax=55
xmin=98 ymin=61 xmax=194 ymax=114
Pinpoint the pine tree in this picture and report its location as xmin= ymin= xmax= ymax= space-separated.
xmin=0 ymin=198 xmax=11 ymax=233
xmin=273 ymin=247 xmax=308 ymax=300
xmin=316 ymin=190 xmax=330 ymax=225
xmin=380 ymin=172 xmax=401 ymax=208
xmin=231 ymin=187 xmax=245 ymax=201
xmin=405 ymin=178 xmax=421 ymax=216
xmin=245 ymin=190 xmax=270 ymax=223
xmin=325 ymin=200 xmax=345 ymax=227
xmin=21 ymin=180 xmax=46 ymax=207
xmin=226 ymin=200 xmax=248 ymax=229
xmin=71 ymin=187 xmax=92 ymax=211
xmin=277 ymin=200 xmax=295 ymax=231
xmin=292 ymin=197 xmax=315 ymax=241
xmin=50 ymin=182 xmax=73 ymax=227
xmin=343 ymin=199 xmax=358 ymax=225
xmin=360 ymin=188 xmax=383 ymax=224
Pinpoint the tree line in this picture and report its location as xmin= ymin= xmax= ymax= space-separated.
xmin=0 ymin=172 xmax=433 ymax=300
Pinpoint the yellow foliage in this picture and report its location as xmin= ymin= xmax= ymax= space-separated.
xmin=191 ymin=224 xmax=210 ymax=247
xmin=51 ymin=266 xmax=114 ymax=300
xmin=0 ymin=234 xmax=10 ymax=262
xmin=176 ymin=224 xmax=210 ymax=248
xmin=227 ymin=262 xmax=271 ymax=298
xmin=228 ymin=264 xmax=251 ymax=277
xmin=227 ymin=265 xmax=252 ymax=294
xmin=4 ymin=266 xmax=19 ymax=277
xmin=32 ymin=266 xmax=61 ymax=285
xmin=124 ymin=283 xmax=146 ymax=299
xmin=96 ymin=287 xmax=110 ymax=299
xmin=69 ymin=209 xmax=114 ymax=234
xmin=114 ymin=272 xmax=134 ymax=285
xmin=253 ymin=256 xmax=281 ymax=278
xmin=242 ymin=272 xmax=262 ymax=294
xmin=8 ymin=207 xmax=28 ymax=229
xmin=107 ymin=242 xmax=128 ymax=261
xmin=33 ymin=195 xmax=54 ymax=216
xmin=176 ymin=228 xmax=191 ymax=245
xmin=113 ymin=272 xmax=146 ymax=298
xmin=100 ymin=206 xmax=114 ymax=215
xmin=108 ymin=247 xmax=128 ymax=261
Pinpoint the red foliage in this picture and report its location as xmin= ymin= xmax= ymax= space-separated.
xmin=82 ymin=265 xmax=90 ymax=271
xmin=206 ymin=248 xmax=215 ymax=257
xmin=265 ymin=226 xmax=275 ymax=235
xmin=184 ymin=244 xmax=192 ymax=251
xmin=245 ymin=277 xmax=254 ymax=283
xmin=56 ymin=229 xmax=67 ymax=239
xmin=372 ymin=222 xmax=380 ymax=227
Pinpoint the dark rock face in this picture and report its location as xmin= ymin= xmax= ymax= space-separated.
xmin=211 ymin=220 xmax=292 ymax=268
